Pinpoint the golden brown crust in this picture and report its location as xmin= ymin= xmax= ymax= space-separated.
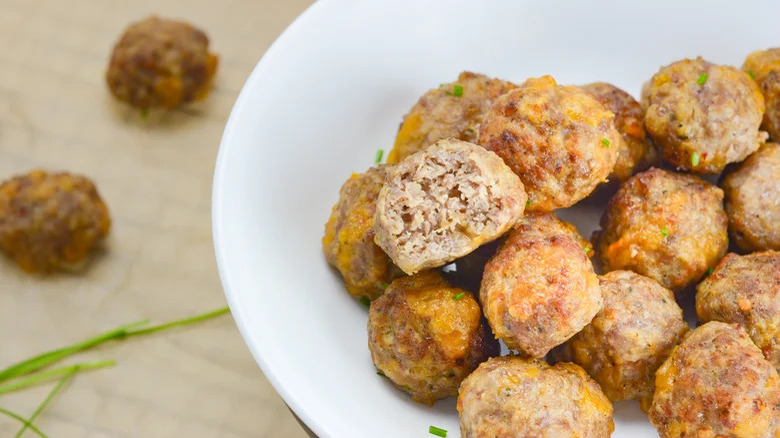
xmin=595 ymin=168 xmax=728 ymax=291
xmin=696 ymin=251 xmax=780 ymax=372
xmin=457 ymin=356 xmax=614 ymax=438
xmin=368 ymin=271 xmax=498 ymax=405
xmin=582 ymin=82 xmax=657 ymax=181
xmin=552 ymin=270 xmax=688 ymax=405
xmin=649 ymin=322 xmax=779 ymax=438
xmin=322 ymin=165 xmax=401 ymax=300
xmin=743 ymin=48 xmax=780 ymax=140
xmin=642 ymin=57 xmax=766 ymax=173
xmin=721 ymin=142 xmax=780 ymax=251
xmin=0 ymin=170 xmax=111 ymax=273
xmin=106 ymin=16 xmax=219 ymax=109
xmin=478 ymin=75 xmax=620 ymax=211
xmin=387 ymin=72 xmax=517 ymax=163
xmin=480 ymin=212 xmax=602 ymax=357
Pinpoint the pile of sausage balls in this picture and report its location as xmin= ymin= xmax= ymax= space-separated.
xmin=324 ymin=52 xmax=780 ymax=438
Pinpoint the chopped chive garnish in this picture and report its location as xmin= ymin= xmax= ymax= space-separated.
xmin=375 ymin=149 xmax=384 ymax=164
xmin=661 ymin=226 xmax=669 ymax=237
xmin=705 ymin=266 xmax=714 ymax=276
xmin=697 ymin=73 xmax=708 ymax=85
xmin=452 ymin=292 xmax=466 ymax=300
xmin=583 ymin=246 xmax=591 ymax=253
xmin=360 ymin=297 xmax=371 ymax=307
xmin=376 ymin=370 xmax=386 ymax=377
xmin=748 ymin=70 xmax=756 ymax=79
xmin=403 ymin=384 xmax=412 ymax=391
xmin=691 ymin=152 xmax=700 ymax=167
xmin=140 ymin=108 xmax=150 ymax=120
xmin=429 ymin=426 xmax=448 ymax=437
xmin=601 ymin=138 xmax=610 ymax=147
xmin=380 ymin=282 xmax=389 ymax=289
xmin=446 ymin=84 xmax=464 ymax=97
xmin=525 ymin=199 xmax=531 ymax=209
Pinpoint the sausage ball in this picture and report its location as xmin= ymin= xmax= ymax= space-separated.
xmin=649 ymin=322 xmax=779 ymax=438
xmin=106 ymin=16 xmax=219 ymax=109
xmin=374 ymin=138 xmax=527 ymax=275
xmin=367 ymin=271 xmax=498 ymax=405
xmin=696 ymin=251 xmax=780 ymax=372
xmin=743 ymin=48 xmax=780 ymax=140
xmin=642 ymin=57 xmax=766 ymax=173
xmin=387 ymin=72 xmax=517 ymax=163
xmin=721 ymin=142 xmax=780 ymax=251
xmin=594 ymin=168 xmax=728 ymax=291
xmin=478 ymin=75 xmax=620 ymax=211
xmin=481 ymin=212 xmax=602 ymax=357
xmin=0 ymin=170 xmax=111 ymax=273
xmin=582 ymin=82 xmax=657 ymax=181
xmin=457 ymin=356 xmax=614 ymax=438
xmin=552 ymin=270 xmax=688 ymax=408
xmin=323 ymin=165 xmax=401 ymax=300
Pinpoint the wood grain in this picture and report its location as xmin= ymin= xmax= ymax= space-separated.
xmin=0 ymin=0 xmax=313 ymax=436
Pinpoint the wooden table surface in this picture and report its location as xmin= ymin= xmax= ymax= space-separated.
xmin=0 ymin=0 xmax=313 ymax=436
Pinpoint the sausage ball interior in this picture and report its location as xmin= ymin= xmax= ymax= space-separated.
xmin=480 ymin=212 xmax=602 ymax=357
xmin=367 ymin=271 xmax=498 ymax=405
xmin=552 ymin=270 xmax=688 ymax=407
xmin=696 ymin=251 xmax=779 ymax=371
xmin=649 ymin=322 xmax=779 ymax=438
xmin=642 ymin=57 xmax=766 ymax=173
xmin=388 ymin=72 xmax=517 ymax=163
xmin=478 ymin=75 xmax=620 ymax=211
xmin=106 ymin=16 xmax=219 ymax=109
xmin=743 ymin=48 xmax=780 ymax=140
xmin=457 ymin=356 xmax=614 ymax=438
xmin=721 ymin=142 xmax=780 ymax=251
xmin=0 ymin=170 xmax=111 ymax=273
xmin=595 ymin=168 xmax=728 ymax=291
xmin=374 ymin=138 xmax=527 ymax=275
xmin=323 ymin=165 xmax=401 ymax=300
xmin=582 ymin=82 xmax=657 ymax=181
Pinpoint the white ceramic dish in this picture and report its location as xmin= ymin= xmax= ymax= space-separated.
xmin=212 ymin=1 xmax=779 ymax=436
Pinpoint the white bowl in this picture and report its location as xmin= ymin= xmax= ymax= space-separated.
xmin=212 ymin=1 xmax=778 ymax=436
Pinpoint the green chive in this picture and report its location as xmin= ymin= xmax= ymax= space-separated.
xmin=429 ymin=426 xmax=448 ymax=437
xmin=525 ymin=199 xmax=531 ymax=209
xmin=601 ymin=138 xmax=610 ymax=147
xmin=360 ymin=297 xmax=371 ymax=307
xmin=705 ymin=267 xmax=714 ymax=276
xmin=661 ymin=226 xmax=669 ymax=237
xmin=403 ymin=384 xmax=412 ymax=391
xmin=140 ymin=108 xmax=150 ymax=120
xmin=452 ymin=292 xmax=466 ymax=300
xmin=375 ymin=149 xmax=384 ymax=164
xmin=0 ymin=408 xmax=48 ymax=438
xmin=691 ymin=152 xmax=700 ymax=167
xmin=13 ymin=370 xmax=76 ymax=438
xmin=0 ymin=360 xmax=115 ymax=396
xmin=376 ymin=371 xmax=386 ymax=377
xmin=583 ymin=246 xmax=591 ymax=253
xmin=697 ymin=73 xmax=708 ymax=85
xmin=446 ymin=84 xmax=464 ymax=97
xmin=380 ymin=282 xmax=389 ymax=289
xmin=748 ymin=70 xmax=756 ymax=79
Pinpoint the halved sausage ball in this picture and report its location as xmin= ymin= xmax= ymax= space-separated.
xmin=743 ymin=48 xmax=780 ymax=140
xmin=368 ymin=271 xmax=498 ymax=404
xmin=457 ymin=356 xmax=614 ymax=438
xmin=478 ymin=75 xmax=620 ymax=211
xmin=649 ymin=322 xmax=779 ymax=438
xmin=721 ymin=142 xmax=780 ymax=251
xmin=696 ymin=251 xmax=779 ymax=372
xmin=374 ymin=138 xmax=527 ymax=275
xmin=387 ymin=72 xmax=517 ymax=163
xmin=594 ymin=168 xmax=728 ymax=291
xmin=552 ymin=270 xmax=688 ymax=408
xmin=323 ymin=165 xmax=402 ymax=300
xmin=481 ymin=212 xmax=602 ymax=357
xmin=642 ymin=57 xmax=766 ymax=173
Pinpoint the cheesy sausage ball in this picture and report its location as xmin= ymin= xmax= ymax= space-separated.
xmin=594 ymin=168 xmax=728 ymax=291
xmin=367 ymin=271 xmax=498 ymax=405
xmin=323 ymin=165 xmax=401 ymax=300
xmin=721 ymin=142 xmax=780 ymax=251
xmin=642 ymin=57 xmax=766 ymax=173
xmin=552 ymin=270 xmax=688 ymax=407
xmin=478 ymin=75 xmax=620 ymax=211
xmin=387 ymin=72 xmax=517 ymax=163
xmin=106 ymin=16 xmax=218 ymax=109
xmin=0 ymin=170 xmax=111 ymax=273
xmin=457 ymin=356 xmax=614 ymax=438
xmin=696 ymin=251 xmax=780 ymax=371
xmin=374 ymin=138 xmax=526 ymax=275
xmin=481 ymin=212 xmax=602 ymax=357
xmin=582 ymin=82 xmax=657 ymax=181
xmin=649 ymin=322 xmax=780 ymax=438
xmin=743 ymin=48 xmax=780 ymax=140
